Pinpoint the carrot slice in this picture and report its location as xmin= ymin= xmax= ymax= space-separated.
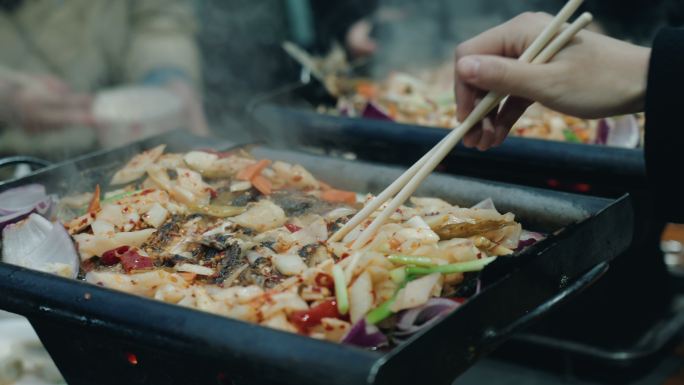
xmin=236 ymin=159 xmax=271 ymax=181
xmin=388 ymin=103 xmax=398 ymax=119
xmin=356 ymin=82 xmax=377 ymax=99
xmin=321 ymin=189 xmax=357 ymax=205
xmin=87 ymin=184 xmax=101 ymax=213
xmin=251 ymin=174 xmax=272 ymax=195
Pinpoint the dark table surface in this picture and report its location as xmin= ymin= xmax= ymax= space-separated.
xmin=455 ymin=342 xmax=684 ymax=385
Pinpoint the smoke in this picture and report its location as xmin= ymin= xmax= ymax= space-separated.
xmin=195 ymin=0 xmax=676 ymax=147
xmin=198 ymin=0 xmax=301 ymax=144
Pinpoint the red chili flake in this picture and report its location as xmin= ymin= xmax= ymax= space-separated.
xmin=285 ymin=223 xmax=302 ymax=233
xmin=289 ymin=300 xmax=340 ymax=333
xmin=140 ymin=189 xmax=154 ymax=195
xmin=81 ymin=258 xmax=97 ymax=272
xmin=450 ymin=297 xmax=467 ymax=304
xmin=573 ymin=183 xmax=591 ymax=193
xmin=546 ymin=179 xmax=561 ymax=188
xmin=314 ymin=273 xmax=334 ymax=291
xmin=100 ymin=246 xmax=132 ymax=266
xmin=120 ymin=249 xmax=154 ymax=273
xmin=125 ymin=352 xmax=138 ymax=365
xmin=208 ymin=188 xmax=218 ymax=199
xmin=100 ymin=251 xmax=120 ymax=266
xmin=340 ymin=252 xmax=350 ymax=260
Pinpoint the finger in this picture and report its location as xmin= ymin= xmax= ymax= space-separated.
xmin=39 ymin=107 xmax=95 ymax=128
xmin=493 ymin=96 xmax=533 ymax=146
xmin=34 ymin=75 xmax=71 ymax=93
xmin=458 ymin=94 xmax=485 ymax=143
xmin=40 ymin=93 xmax=92 ymax=109
xmin=476 ymin=113 xmax=497 ymax=151
xmin=454 ymin=72 xmax=480 ymax=123
xmin=456 ymin=55 xmax=553 ymax=101
xmin=462 ymin=127 xmax=482 ymax=148
xmin=454 ymin=12 xmax=551 ymax=60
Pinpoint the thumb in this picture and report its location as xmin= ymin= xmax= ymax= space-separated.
xmin=456 ymin=55 xmax=548 ymax=100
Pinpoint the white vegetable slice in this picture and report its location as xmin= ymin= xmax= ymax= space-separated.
xmin=292 ymin=217 xmax=328 ymax=245
xmin=262 ymin=313 xmax=298 ymax=333
xmin=183 ymin=151 xmax=219 ymax=172
xmin=349 ymin=271 xmax=373 ymax=323
xmin=390 ymin=273 xmax=441 ymax=312
xmin=73 ymin=228 xmax=156 ymax=260
xmin=96 ymin=204 xmax=126 ymax=228
xmin=208 ymin=285 xmax=264 ymax=304
xmin=110 ymin=144 xmax=166 ymax=185
xmin=176 ymin=167 xmax=211 ymax=205
xmin=272 ymin=254 xmax=306 ymax=276
xmin=86 ymin=270 xmax=186 ymax=297
xmin=91 ymin=220 xmax=115 ymax=236
xmin=230 ymin=180 xmax=252 ymax=192
xmin=142 ymin=203 xmax=168 ymax=228
xmin=232 ymin=200 xmax=286 ymax=232
xmin=2 ymin=214 xmax=79 ymax=278
xmin=321 ymin=317 xmax=351 ymax=342
xmin=176 ymin=263 xmax=215 ymax=276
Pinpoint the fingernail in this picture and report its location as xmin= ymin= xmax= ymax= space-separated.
xmin=458 ymin=57 xmax=480 ymax=78
xmin=483 ymin=117 xmax=494 ymax=132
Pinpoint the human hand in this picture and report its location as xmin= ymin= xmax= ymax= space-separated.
xmin=346 ymin=19 xmax=377 ymax=58
xmin=3 ymin=75 xmax=94 ymax=133
xmin=453 ymin=12 xmax=650 ymax=150
xmin=164 ymin=80 xmax=210 ymax=137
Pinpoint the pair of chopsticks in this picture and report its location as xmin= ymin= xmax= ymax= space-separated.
xmin=329 ymin=0 xmax=592 ymax=248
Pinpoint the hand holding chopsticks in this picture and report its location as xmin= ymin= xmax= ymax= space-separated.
xmin=329 ymin=0 xmax=593 ymax=248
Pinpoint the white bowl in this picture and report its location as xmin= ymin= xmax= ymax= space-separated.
xmin=93 ymin=86 xmax=183 ymax=148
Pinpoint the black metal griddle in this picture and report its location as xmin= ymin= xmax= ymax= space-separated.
xmin=248 ymin=83 xmax=684 ymax=379
xmin=248 ymin=83 xmax=645 ymax=197
xmin=0 ymin=131 xmax=632 ymax=385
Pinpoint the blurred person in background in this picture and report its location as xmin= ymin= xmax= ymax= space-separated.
xmin=0 ymin=0 xmax=208 ymax=161
xmin=199 ymin=0 xmax=378 ymax=142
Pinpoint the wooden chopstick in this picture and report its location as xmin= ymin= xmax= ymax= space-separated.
xmin=329 ymin=1 xmax=586 ymax=245
xmin=336 ymin=7 xmax=592 ymax=249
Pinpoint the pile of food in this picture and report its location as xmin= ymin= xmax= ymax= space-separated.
xmin=320 ymin=70 xmax=643 ymax=147
xmin=1 ymin=145 xmax=543 ymax=348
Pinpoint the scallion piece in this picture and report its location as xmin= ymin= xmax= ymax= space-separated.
xmin=387 ymin=255 xmax=436 ymax=267
xmin=406 ymin=256 xmax=498 ymax=276
xmin=102 ymin=189 xmax=141 ymax=204
xmin=389 ymin=267 xmax=407 ymax=284
xmin=332 ymin=265 xmax=349 ymax=315
xmin=365 ymin=296 xmax=396 ymax=325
